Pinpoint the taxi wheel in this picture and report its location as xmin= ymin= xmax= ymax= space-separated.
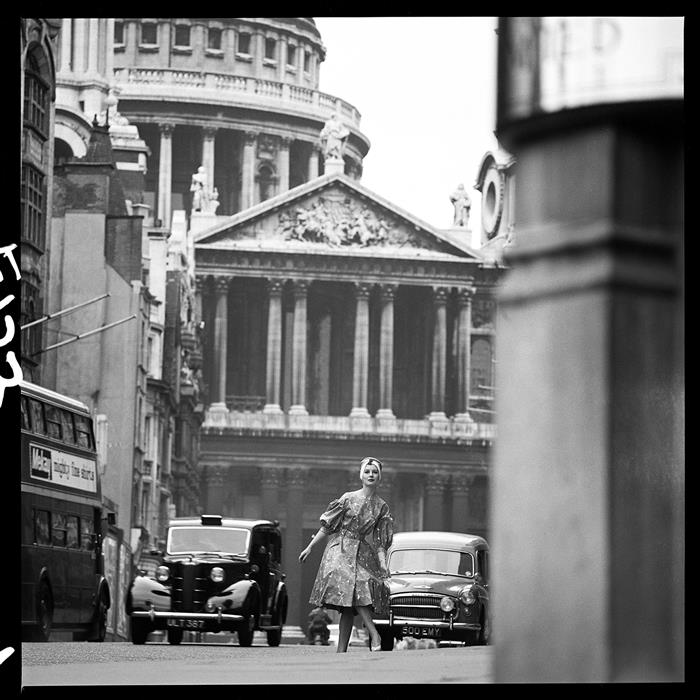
xmin=131 ymin=618 xmax=149 ymax=645
xmin=266 ymin=592 xmax=287 ymax=647
xmin=379 ymin=628 xmax=395 ymax=651
xmin=88 ymin=591 xmax=109 ymax=642
xmin=238 ymin=598 xmax=257 ymax=647
xmin=477 ymin=609 xmax=490 ymax=645
xmin=167 ymin=628 xmax=183 ymax=645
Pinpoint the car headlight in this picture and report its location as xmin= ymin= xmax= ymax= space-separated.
xmin=210 ymin=566 xmax=225 ymax=583
xmin=460 ymin=586 xmax=476 ymax=605
xmin=440 ymin=596 xmax=455 ymax=612
xmin=156 ymin=565 xmax=170 ymax=582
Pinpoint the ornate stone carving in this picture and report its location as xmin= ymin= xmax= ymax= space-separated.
xmin=276 ymin=197 xmax=402 ymax=248
xmin=380 ymin=284 xmax=397 ymax=301
xmin=424 ymin=470 xmax=449 ymax=495
xmin=159 ymin=122 xmax=175 ymax=137
xmin=450 ymin=183 xmax=471 ymax=228
xmin=257 ymin=134 xmax=278 ymax=160
xmin=451 ymin=473 xmax=475 ymax=494
xmin=457 ymin=286 xmax=477 ymax=306
xmin=355 ymin=282 xmax=372 ymax=299
xmin=260 ymin=467 xmax=284 ymax=488
xmin=267 ymin=278 xmax=285 ymax=296
xmin=244 ymin=130 xmax=258 ymax=146
xmin=215 ymin=276 xmax=230 ymax=295
xmin=432 ymin=286 xmax=449 ymax=304
xmin=285 ymin=468 xmax=309 ymax=489
xmin=472 ymin=298 xmax=496 ymax=329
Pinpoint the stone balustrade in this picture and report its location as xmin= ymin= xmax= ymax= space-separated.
xmin=202 ymin=408 xmax=496 ymax=443
xmin=113 ymin=67 xmax=363 ymax=128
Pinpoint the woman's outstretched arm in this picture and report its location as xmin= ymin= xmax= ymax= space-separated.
xmin=299 ymin=529 xmax=329 ymax=562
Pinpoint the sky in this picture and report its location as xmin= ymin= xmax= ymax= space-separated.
xmin=313 ymin=17 xmax=499 ymax=248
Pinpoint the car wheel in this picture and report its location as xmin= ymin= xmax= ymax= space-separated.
xmin=130 ymin=618 xmax=149 ymax=645
xmin=379 ymin=627 xmax=394 ymax=651
xmin=266 ymin=592 xmax=287 ymax=647
xmin=477 ymin=609 xmax=490 ymax=645
xmin=167 ymin=628 xmax=183 ymax=645
xmin=88 ymin=590 xmax=109 ymax=642
xmin=238 ymin=597 xmax=257 ymax=647
xmin=33 ymin=581 xmax=53 ymax=642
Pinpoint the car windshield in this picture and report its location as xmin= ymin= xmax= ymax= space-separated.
xmin=167 ymin=527 xmax=250 ymax=556
xmin=389 ymin=548 xmax=475 ymax=577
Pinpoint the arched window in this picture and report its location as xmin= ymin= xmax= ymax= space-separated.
xmin=470 ymin=338 xmax=493 ymax=396
xmin=208 ymin=27 xmax=222 ymax=51
xmin=257 ymin=163 xmax=276 ymax=202
xmin=54 ymin=138 xmax=73 ymax=165
xmin=23 ymin=48 xmax=49 ymax=137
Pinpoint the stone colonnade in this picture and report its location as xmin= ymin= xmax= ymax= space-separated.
xmin=201 ymin=275 xmax=476 ymax=419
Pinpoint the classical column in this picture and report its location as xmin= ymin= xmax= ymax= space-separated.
xmin=308 ymin=144 xmax=320 ymax=181
xmin=455 ymin=286 xmax=476 ymax=419
xmin=380 ymin=470 xmax=397 ymax=514
xmin=211 ymin=276 xmax=229 ymax=408
xmin=450 ymin=473 xmax=474 ymax=534
xmin=263 ymin=278 xmax=284 ymax=414
xmin=284 ymin=469 xmax=309 ymax=629
xmin=205 ymin=465 xmax=225 ymax=514
xmin=72 ymin=18 xmax=87 ymax=74
xmin=350 ymin=283 xmax=372 ymax=418
xmin=59 ymin=19 xmax=72 ymax=72
xmin=157 ymin=122 xmax=174 ymax=227
xmin=253 ymin=31 xmax=264 ymax=78
xmin=423 ymin=471 xmax=449 ymax=531
xmin=87 ymin=18 xmax=99 ymax=73
xmin=277 ymin=35 xmax=287 ymax=82
xmin=429 ymin=286 xmax=449 ymax=419
xmin=278 ymin=136 xmax=291 ymax=193
xmin=260 ymin=467 xmax=284 ymax=520
xmin=201 ymin=126 xmax=217 ymax=183
xmin=289 ymin=280 xmax=309 ymax=416
xmin=241 ymin=130 xmax=258 ymax=210
xmin=376 ymin=284 xmax=396 ymax=419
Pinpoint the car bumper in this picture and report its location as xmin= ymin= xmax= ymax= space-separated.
xmin=130 ymin=609 xmax=245 ymax=631
xmin=374 ymin=616 xmax=480 ymax=632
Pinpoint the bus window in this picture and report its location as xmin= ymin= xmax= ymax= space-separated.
xmin=74 ymin=415 xmax=94 ymax=449
xmin=29 ymin=399 xmax=46 ymax=435
xmin=45 ymin=404 xmax=63 ymax=440
xmin=80 ymin=516 xmax=94 ymax=551
xmin=35 ymin=509 xmax=51 ymax=545
xmin=66 ymin=515 xmax=80 ymax=549
xmin=60 ymin=410 xmax=76 ymax=444
xmin=52 ymin=513 xmax=67 ymax=547
xmin=21 ymin=396 xmax=30 ymax=430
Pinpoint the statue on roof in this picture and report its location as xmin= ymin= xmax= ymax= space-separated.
xmin=190 ymin=166 xmax=219 ymax=214
xmin=450 ymin=183 xmax=471 ymax=228
xmin=320 ymin=113 xmax=350 ymax=162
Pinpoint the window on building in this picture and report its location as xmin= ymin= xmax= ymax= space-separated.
xmin=114 ymin=21 xmax=125 ymax=45
xmin=21 ymin=164 xmax=45 ymax=251
xmin=60 ymin=410 xmax=76 ymax=444
xmin=23 ymin=52 xmax=49 ymax=137
xmin=74 ymin=414 xmax=94 ymax=449
xmin=141 ymin=22 xmax=158 ymax=45
xmin=286 ymin=44 xmax=296 ymax=66
xmin=21 ymin=396 xmax=30 ymax=431
xmin=470 ymin=338 xmax=493 ymax=396
xmin=265 ymin=37 xmax=276 ymax=60
xmin=29 ymin=399 xmax=46 ymax=435
xmin=80 ymin=516 xmax=94 ymax=551
xmin=21 ymin=287 xmax=42 ymax=359
xmin=238 ymin=32 xmax=251 ymax=54
xmin=174 ymin=24 xmax=190 ymax=47
xmin=208 ymin=27 xmax=222 ymax=50
xmin=303 ymin=51 xmax=311 ymax=73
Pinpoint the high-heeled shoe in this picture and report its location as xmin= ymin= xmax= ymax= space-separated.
xmin=369 ymin=638 xmax=382 ymax=652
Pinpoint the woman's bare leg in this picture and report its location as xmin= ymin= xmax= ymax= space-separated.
xmin=356 ymin=605 xmax=380 ymax=648
xmin=337 ymin=608 xmax=354 ymax=653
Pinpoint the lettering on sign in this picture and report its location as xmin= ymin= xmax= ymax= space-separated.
xmin=29 ymin=443 xmax=97 ymax=493
xmin=0 ymin=244 xmax=22 ymax=407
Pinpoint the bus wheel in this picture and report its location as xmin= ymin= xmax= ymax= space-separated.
xmin=131 ymin=618 xmax=149 ymax=645
xmin=167 ymin=628 xmax=183 ymax=645
xmin=89 ymin=590 xmax=109 ymax=642
xmin=34 ymin=581 xmax=53 ymax=642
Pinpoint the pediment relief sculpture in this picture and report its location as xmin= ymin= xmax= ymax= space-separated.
xmin=275 ymin=197 xmax=425 ymax=249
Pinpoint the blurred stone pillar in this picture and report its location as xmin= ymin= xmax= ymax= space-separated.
xmin=205 ymin=465 xmax=225 ymax=514
xmin=350 ymin=282 xmax=372 ymax=418
xmin=455 ymin=286 xmax=476 ymax=419
xmin=423 ymin=471 xmax=448 ymax=531
xmin=429 ymin=286 xmax=449 ymax=420
xmin=284 ymin=469 xmax=309 ymax=628
xmin=157 ymin=122 xmax=174 ymax=227
xmin=450 ymin=474 xmax=473 ymax=534
xmin=289 ymin=279 xmax=309 ymax=416
xmin=211 ymin=276 xmax=229 ymax=409
xmin=241 ymin=130 xmax=257 ymax=210
xmin=377 ymin=284 xmax=396 ymax=419
xmin=260 ymin=467 xmax=284 ymax=520
xmin=278 ymin=135 xmax=291 ymax=193
xmin=308 ymin=144 xmax=320 ymax=180
xmin=263 ymin=278 xmax=284 ymax=414
xmin=492 ymin=17 xmax=684 ymax=683
xmin=201 ymin=127 xmax=217 ymax=186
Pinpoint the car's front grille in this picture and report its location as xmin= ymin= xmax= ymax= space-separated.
xmin=391 ymin=594 xmax=447 ymax=620
xmin=171 ymin=564 xmax=209 ymax=612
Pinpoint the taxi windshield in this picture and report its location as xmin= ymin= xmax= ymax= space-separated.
xmin=389 ymin=548 xmax=475 ymax=577
xmin=167 ymin=526 xmax=250 ymax=556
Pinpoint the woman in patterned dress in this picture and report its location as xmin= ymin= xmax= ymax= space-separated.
xmin=299 ymin=456 xmax=393 ymax=653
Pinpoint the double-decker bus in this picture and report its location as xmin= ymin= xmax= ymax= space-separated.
xmin=21 ymin=380 xmax=111 ymax=642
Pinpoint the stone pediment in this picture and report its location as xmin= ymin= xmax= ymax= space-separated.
xmin=195 ymin=173 xmax=481 ymax=262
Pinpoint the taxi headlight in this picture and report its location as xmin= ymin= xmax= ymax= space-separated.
xmin=460 ymin=586 xmax=476 ymax=605
xmin=440 ymin=596 xmax=455 ymax=612
xmin=156 ymin=565 xmax=170 ymax=582
xmin=210 ymin=566 xmax=225 ymax=583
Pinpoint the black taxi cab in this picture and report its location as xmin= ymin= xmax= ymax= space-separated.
xmin=374 ymin=531 xmax=490 ymax=650
xmin=125 ymin=515 xmax=288 ymax=646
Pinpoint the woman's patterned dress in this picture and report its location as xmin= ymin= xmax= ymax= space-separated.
xmin=308 ymin=490 xmax=393 ymax=614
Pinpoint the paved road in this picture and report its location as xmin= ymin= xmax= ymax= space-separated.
xmin=19 ymin=640 xmax=493 ymax=686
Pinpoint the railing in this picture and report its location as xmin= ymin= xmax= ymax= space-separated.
xmin=112 ymin=68 xmax=363 ymax=128
xmin=203 ymin=406 xmax=496 ymax=442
